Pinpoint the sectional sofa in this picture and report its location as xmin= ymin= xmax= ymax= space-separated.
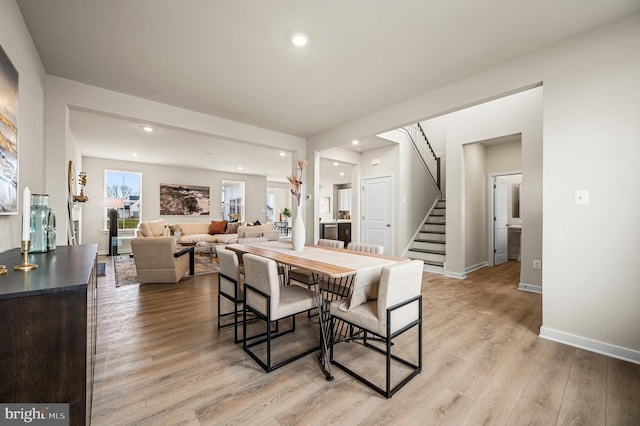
xmin=135 ymin=219 xmax=279 ymax=247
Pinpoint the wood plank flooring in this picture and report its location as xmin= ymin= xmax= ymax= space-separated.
xmin=91 ymin=258 xmax=640 ymax=425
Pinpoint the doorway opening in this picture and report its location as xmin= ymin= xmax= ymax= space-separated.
xmin=488 ymin=172 xmax=522 ymax=267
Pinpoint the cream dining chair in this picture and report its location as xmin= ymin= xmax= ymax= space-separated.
xmin=242 ymin=253 xmax=319 ymax=372
xmin=329 ymin=259 xmax=424 ymax=398
xmin=347 ymin=242 xmax=384 ymax=255
xmin=216 ymin=247 xmax=246 ymax=343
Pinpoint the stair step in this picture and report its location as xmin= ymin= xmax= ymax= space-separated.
xmin=430 ymin=213 xmax=444 ymax=217
xmin=423 ymin=224 xmax=446 ymax=232
xmin=409 ymin=256 xmax=444 ymax=268
xmin=410 ymin=248 xmax=445 ymax=255
xmin=414 ymin=238 xmax=446 ymax=244
xmin=419 ymin=230 xmax=445 ymax=235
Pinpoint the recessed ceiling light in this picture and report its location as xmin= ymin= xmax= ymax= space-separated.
xmin=142 ymin=126 xmax=154 ymax=132
xmin=333 ymin=162 xmax=339 ymax=166
xmin=131 ymin=153 xmax=138 ymax=158
xmin=351 ymin=139 xmax=359 ymax=145
xmin=340 ymin=172 xmax=345 ymax=176
xmin=279 ymin=152 xmax=286 ymax=157
xmin=237 ymin=166 xmax=243 ymax=171
xmin=291 ymin=32 xmax=309 ymax=47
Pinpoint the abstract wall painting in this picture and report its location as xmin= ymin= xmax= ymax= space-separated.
xmin=0 ymin=44 xmax=18 ymax=215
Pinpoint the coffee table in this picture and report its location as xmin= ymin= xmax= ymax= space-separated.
xmin=177 ymin=241 xmax=214 ymax=261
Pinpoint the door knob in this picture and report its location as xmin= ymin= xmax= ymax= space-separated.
xmin=386 ymin=224 xmax=391 ymax=227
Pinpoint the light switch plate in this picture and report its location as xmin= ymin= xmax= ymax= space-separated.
xmin=575 ymin=190 xmax=589 ymax=205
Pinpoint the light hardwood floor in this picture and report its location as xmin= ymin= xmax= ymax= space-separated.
xmin=91 ymin=257 xmax=640 ymax=425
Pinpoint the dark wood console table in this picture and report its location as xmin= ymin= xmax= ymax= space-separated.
xmin=0 ymin=244 xmax=98 ymax=426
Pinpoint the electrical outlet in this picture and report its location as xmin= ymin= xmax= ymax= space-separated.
xmin=532 ymin=259 xmax=542 ymax=269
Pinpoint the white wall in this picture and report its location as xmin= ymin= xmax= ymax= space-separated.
xmin=485 ymin=139 xmax=522 ymax=174
xmin=0 ymin=1 xmax=46 ymax=252
xmin=444 ymin=87 xmax=542 ymax=283
xmin=82 ymin=156 xmax=267 ymax=254
xmin=463 ymin=143 xmax=487 ymax=270
xmin=308 ymin=14 xmax=640 ymax=361
xmin=540 ymin=15 xmax=640 ymax=361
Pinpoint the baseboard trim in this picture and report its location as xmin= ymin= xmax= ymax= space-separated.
xmin=465 ymin=261 xmax=487 ymax=274
xmin=444 ymin=270 xmax=466 ymax=279
xmin=540 ymin=326 xmax=640 ymax=365
xmin=519 ymin=283 xmax=542 ymax=293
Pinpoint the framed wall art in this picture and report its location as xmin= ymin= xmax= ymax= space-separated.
xmin=159 ymin=183 xmax=210 ymax=215
xmin=0 ymin=44 xmax=19 ymax=215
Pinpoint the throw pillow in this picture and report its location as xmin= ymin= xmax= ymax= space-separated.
xmin=253 ymin=220 xmax=261 ymax=225
xmin=209 ymin=220 xmax=227 ymax=235
xmin=168 ymin=224 xmax=182 ymax=234
xmin=225 ymin=221 xmax=244 ymax=234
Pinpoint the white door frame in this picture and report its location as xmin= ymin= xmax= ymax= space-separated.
xmin=361 ymin=174 xmax=394 ymax=255
xmin=487 ymin=170 xmax=521 ymax=266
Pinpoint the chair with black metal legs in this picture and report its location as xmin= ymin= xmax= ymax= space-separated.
xmin=329 ymin=259 xmax=424 ymax=398
xmin=216 ymin=247 xmax=247 ymax=343
xmin=242 ymin=253 xmax=319 ymax=372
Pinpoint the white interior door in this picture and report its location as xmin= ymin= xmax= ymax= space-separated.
xmin=494 ymin=176 xmax=508 ymax=265
xmin=362 ymin=175 xmax=392 ymax=255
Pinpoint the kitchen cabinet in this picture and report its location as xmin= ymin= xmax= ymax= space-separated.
xmin=0 ymin=244 xmax=98 ymax=426
xmin=337 ymin=188 xmax=351 ymax=211
xmin=338 ymin=222 xmax=351 ymax=246
xmin=319 ymin=222 xmax=351 ymax=246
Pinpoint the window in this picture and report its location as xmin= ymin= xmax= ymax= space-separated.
xmin=105 ymin=170 xmax=142 ymax=230
xmin=221 ymin=180 xmax=244 ymax=222
xmin=266 ymin=193 xmax=275 ymax=221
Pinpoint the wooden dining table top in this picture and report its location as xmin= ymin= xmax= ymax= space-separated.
xmin=225 ymin=241 xmax=407 ymax=278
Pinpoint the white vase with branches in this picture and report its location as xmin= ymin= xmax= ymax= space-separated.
xmin=288 ymin=159 xmax=308 ymax=251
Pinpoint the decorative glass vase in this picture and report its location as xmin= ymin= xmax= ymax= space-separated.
xmin=30 ymin=194 xmax=53 ymax=253
xmin=46 ymin=206 xmax=56 ymax=251
xmin=292 ymin=208 xmax=305 ymax=251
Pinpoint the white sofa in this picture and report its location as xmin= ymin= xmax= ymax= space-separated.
xmin=136 ymin=219 xmax=279 ymax=247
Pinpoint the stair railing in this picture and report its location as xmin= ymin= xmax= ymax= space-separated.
xmin=401 ymin=123 xmax=441 ymax=197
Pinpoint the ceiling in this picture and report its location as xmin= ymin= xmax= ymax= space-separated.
xmin=17 ymin=0 xmax=640 ymax=178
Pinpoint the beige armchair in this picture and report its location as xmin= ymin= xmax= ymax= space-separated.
xmin=130 ymin=237 xmax=194 ymax=283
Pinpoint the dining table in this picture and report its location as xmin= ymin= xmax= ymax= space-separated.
xmin=225 ymin=240 xmax=408 ymax=380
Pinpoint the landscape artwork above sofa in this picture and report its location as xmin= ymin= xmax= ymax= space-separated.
xmin=160 ymin=183 xmax=210 ymax=215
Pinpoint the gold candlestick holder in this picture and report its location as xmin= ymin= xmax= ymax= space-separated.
xmin=0 ymin=264 xmax=7 ymax=275
xmin=14 ymin=241 xmax=38 ymax=271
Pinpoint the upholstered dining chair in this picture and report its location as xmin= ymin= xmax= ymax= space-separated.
xmin=347 ymin=242 xmax=384 ymax=255
xmin=242 ymin=253 xmax=319 ymax=372
xmin=130 ymin=237 xmax=194 ymax=284
xmin=317 ymin=238 xmax=345 ymax=249
xmin=235 ymin=237 xmax=284 ymax=281
xmin=329 ymin=259 xmax=424 ymax=398
xmin=216 ymin=247 xmax=246 ymax=343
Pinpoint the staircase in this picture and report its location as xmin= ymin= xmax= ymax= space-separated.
xmin=407 ymin=199 xmax=446 ymax=271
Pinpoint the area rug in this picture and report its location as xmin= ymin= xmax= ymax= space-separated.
xmin=113 ymin=254 xmax=219 ymax=287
